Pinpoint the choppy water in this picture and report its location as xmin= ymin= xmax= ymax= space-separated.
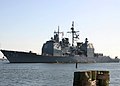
xmin=0 ymin=60 xmax=120 ymax=86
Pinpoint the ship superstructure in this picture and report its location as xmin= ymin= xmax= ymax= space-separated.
xmin=42 ymin=21 xmax=93 ymax=57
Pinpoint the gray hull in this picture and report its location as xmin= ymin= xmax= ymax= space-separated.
xmin=1 ymin=50 xmax=119 ymax=63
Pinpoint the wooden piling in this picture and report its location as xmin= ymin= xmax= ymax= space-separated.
xmin=73 ymin=70 xmax=109 ymax=86
xmin=73 ymin=71 xmax=92 ymax=86
xmin=96 ymin=71 xmax=109 ymax=86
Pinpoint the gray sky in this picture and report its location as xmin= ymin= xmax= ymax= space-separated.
xmin=0 ymin=0 xmax=120 ymax=58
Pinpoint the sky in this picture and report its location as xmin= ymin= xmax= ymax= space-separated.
xmin=0 ymin=0 xmax=120 ymax=58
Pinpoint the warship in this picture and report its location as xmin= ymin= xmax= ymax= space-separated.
xmin=0 ymin=22 xmax=119 ymax=63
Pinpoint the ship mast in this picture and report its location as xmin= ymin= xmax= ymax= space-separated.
xmin=54 ymin=26 xmax=63 ymax=42
xmin=68 ymin=21 xmax=79 ymax=46
xmin=57 ymin=26 xmax=60 ymax=42
xmin=71 ymin=21 xmax=74 ymax=46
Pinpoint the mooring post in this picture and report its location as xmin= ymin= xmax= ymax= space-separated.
xmin=96 ymin=71 xmax=109 ymax=86
xmin=73 ymin=70 xmax=109 ymax=86
xmin=76 ymin=62 xmax=78 ymax=69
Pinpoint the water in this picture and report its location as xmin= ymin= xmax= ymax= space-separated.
xmin=0 ymin=60 xmax=120 ymax=86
